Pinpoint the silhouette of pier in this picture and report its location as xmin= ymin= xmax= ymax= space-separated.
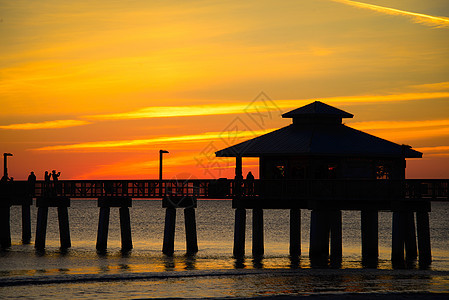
xmin=1 ymin=102 xmax=448 ymax=268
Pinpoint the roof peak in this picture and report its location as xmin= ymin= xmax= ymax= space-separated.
xmin=282 ymin=101 xmax=354 ymax=119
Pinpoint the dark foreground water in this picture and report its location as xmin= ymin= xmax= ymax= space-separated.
xmin=1 ymin=200 xmax=449 ymax=299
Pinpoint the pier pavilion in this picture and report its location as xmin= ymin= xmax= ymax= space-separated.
xmin=215 ymin=101 xmax=428 ymax=266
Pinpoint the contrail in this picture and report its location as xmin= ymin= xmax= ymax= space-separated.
xmin=330 ymin=0 xmax=449 ymax=28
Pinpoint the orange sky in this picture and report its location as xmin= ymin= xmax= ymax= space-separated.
xmin=1 ymin=0 xmax=448 ymax=180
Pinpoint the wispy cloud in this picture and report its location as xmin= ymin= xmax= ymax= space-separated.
xmin=2 ymin=91 xmax=448 ymax=131
xmin=414 ymin=145 xmax=449 ymax=157
xmin=330 ymin=0 xmax=449 ymax=28
xmin=348 ymin=119 xmax=449 ymax=130
xmin=87 ymin=91 xmax=449 ymax=121
xmin=88 ymin=104 xmax=250 ymax=120
xmin=0 ymin=120 xmax=90 ymax=130
xmin=33 ymin=129 xmax=273 ymax=151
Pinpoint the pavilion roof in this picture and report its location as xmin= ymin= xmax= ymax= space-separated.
xmin=215 ymin=101 xmax=422 ymax=158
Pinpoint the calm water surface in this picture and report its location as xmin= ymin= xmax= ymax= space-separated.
xmin=1 ymin=200 xmax=449 ymax=298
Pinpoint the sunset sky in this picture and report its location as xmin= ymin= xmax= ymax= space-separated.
xmin=1 ymin=0 xmax=448 ymax=180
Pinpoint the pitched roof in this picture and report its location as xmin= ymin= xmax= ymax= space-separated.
xmin=215 ymin=124 xmax=422 ymax=158
xmin=215 ymin=101 xmax=422 ymax=159
xmin=282 ymin=101 xmax=353 ymax=119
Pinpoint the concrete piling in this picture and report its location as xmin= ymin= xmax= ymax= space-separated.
xmin=233 ymin=208 xmax=246 ymax=258
xmin=96 ymin=207 xmax=110 ymax=251
xmin=21 ymin=204 xmax=31 ymax=244
xmin=162 ymin=207 xmax=176 ymax=255
xmin=252 ymin=208 xmax=264 ymax=257
xmin=416 ymin=211 xmax=432 ymax=266
xmin=361 ymin=210 xmax=378 ymax=266
xmin=58 ymin=206 xmax=71 ymax=249
xmin=184 ymin=207 xmax=198 ymax=255
xmin=330 ymin=210 xmax=342 ymax=264
xmin=119 ymin=207 xmax=133 ymax=251
xmin=404 ymin=211 xmax=417 ymax=261
xmin=0 ymin=206 xmax=11 ymax=248
xmin=35 ymin=207 xmax=48 ymax=250
xmin=391 ymin=211 xmax=406 ymax=266
xmin=289 ymin=208 xmax=301 ymax=257
xmin=309 ymin=210 xmax=330 ymax=264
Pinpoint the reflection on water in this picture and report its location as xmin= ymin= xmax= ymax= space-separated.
xmin=1 ymin=200 xmax=449 ymax=297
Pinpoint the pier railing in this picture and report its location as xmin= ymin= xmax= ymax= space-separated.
xmin=0 ymin=179 xmax=447 ymax=201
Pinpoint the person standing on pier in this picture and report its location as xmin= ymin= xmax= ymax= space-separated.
xmin=44 ymin=171 xmax=51 ymax=196
xmin=245 ymin=171 xmax=255 ymax=196
xmin=51 ymin=170 xmax=61 ymax=195
xmin=27 ymin=171 xmax=36 ymax=197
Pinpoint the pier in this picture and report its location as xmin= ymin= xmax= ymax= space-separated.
xmin=1 ymin=102 xmax=448 ymax=268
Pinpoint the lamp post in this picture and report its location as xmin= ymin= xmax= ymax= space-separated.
xmin=159 ymin=150 xmax=169 ymax=196
xmin=2 ymin=153 xmax=13 ymax=181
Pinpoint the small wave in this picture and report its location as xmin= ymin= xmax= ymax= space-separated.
xmin=2 ymin=268 xmax=449 ymax=287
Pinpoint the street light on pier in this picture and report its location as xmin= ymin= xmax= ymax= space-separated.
xmin=2 ymin=153 xmax=13 ymax=181
xmin=159 ymin=150 xmax=169 ymax=196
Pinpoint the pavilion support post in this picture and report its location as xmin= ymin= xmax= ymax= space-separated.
xmin=404 ymin=211 xmax=417 ymax=261
xmin=119 ymin=207 xmax=133 ymax=251
xmin=184 ymin=207 xmax=198 ymax=255
xmin=309 ymin=210 xmax=330 ymax=265
xmin=252 ymin=208 xmax=264 ymax=257
xmin=235 ymin=156 xmax=243 ymax=197
xmin=330 ymin=210 xmax=342 ymax=264
xmin=21 ymin=204 xmax=31 ymax=244
xmin=35 ymin=207 xmax=48 ymax=250
xmin=0 ymin=206 xmax=11 ymax=248
xmin=289 ymin=208 xmax=301 ymax=257
xmin=391 ymin=211 xmax=406 ymax=266
xmin=58 ymin=206 xmax=71 ymax=249
xmin=162 ymin=207 xmax=176 ymax=256
xmin=96 ymin=207 xmax=110 ymax=251
xmin=416 ymin=211 xmax=432 ymax=266
xmin=361 ymin=210 xmax=378 ymax=266
xmin=233 ymin=208 xmax=246 ymax=258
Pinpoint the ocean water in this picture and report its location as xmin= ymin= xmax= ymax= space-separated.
xmin=1 ymin=200 xmax=449 ymax=298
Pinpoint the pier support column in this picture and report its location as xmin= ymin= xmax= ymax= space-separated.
xmin=252 ymin=208 xmax=264 ymax=257
xmin=404 ymin=211 xmax=417 ymax=261
xmin=289 ymin=208 xmax=301 ymax=257
xmin=35 ymin=197 xmax=71 ymax=251
xmin=0 ymin=206 xmax=11 ymax=248
xmin=416 ymin=211 xmax=431 ymax=266
xmin=233 ymin=208 xmax=246 ymax=258
xmin=58 ymin=206 xmax=71 ymax=249
xmin=35 ymin=207 xmax=48 ymax=250
xmin=119 ymin=207 xmax=133 ymax=251
xmin=21 ymin=204 xmax=31 ymax=244
xmin=361 ymin=210 xmax=378 ymax=266
xmin=184 ymin=207 xmax=198 ymax=255
xmin=330 ymin=210 xmax=342 ymax=264
xmin=97 ymin=197 xmax=132 ymax=252
xmin=391 ymin=211 xmax=406 ymax=266
xmin=309 ymin=210 xmax=330 ymax=265
xmin=96 ymin=207 xmax=110 ymax=251
xmin=162 ymin=207 xmax=176 ymax=255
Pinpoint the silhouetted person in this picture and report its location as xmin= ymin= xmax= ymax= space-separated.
xmin=52 ymin=170 xmax=61 ymax=195
xmin=51 ymin=170 xmax=60 ymax=181
xmin=28 ymin=171 xmax=36 ymax=196
xmin=28 ymin=171 xmax=36 ymax=182
xmin=44 ymin=171 xmax=51 ymax=196
xmin=1 ymin=175 xmax=8 ymax=182
xmin=245 ymin=171 xmax=255 ymax=195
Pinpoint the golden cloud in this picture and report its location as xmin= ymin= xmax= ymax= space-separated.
xmin=331 ymin=0 xmax=449 ymax=28
xmin=0 ymin=120 xmax=90 ymax=130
